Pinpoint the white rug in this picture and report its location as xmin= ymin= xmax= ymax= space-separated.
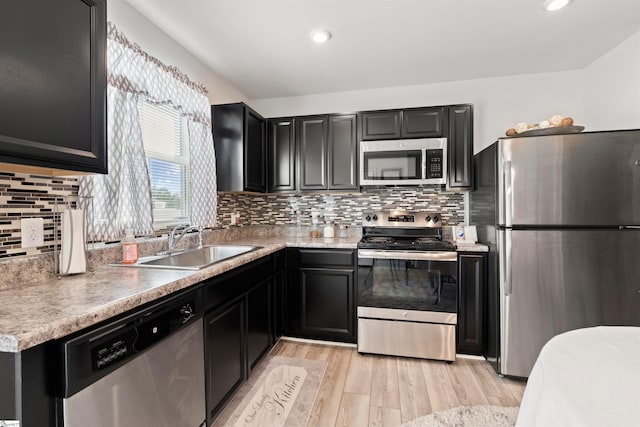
xmin=401 ymin=405 xmax=519 ymax=427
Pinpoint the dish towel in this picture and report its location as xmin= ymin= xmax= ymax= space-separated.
xmin=59 ymin=209 xmax=87 ymax=275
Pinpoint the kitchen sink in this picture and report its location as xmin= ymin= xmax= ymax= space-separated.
xmin=112 ymin=245 xmax=260 ymax=270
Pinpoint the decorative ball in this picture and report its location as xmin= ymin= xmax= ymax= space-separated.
xmin=550 ymin=115 xmax=563 ymax=126
xmin=506 ymin=128 xmax=517 ymax=136
xmin=538 ymin=120 xmax=551 ymax=129
xmin=561 ymin=117 xmax=574 ymax=127
xmin=515 ymin=122 xmax=529 ymax=133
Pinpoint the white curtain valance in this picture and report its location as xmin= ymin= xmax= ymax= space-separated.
xmin=79 ymin=22 xmax=217 ymax=240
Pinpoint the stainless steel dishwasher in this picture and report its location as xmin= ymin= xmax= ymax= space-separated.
xmin=57 ymin=288 xmax=206 ymax=427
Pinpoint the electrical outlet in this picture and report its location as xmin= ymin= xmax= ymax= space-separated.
xmin=21 ymin=218 xmax=44 ymax=248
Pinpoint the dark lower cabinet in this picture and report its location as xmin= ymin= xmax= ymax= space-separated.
xmin=447 ymin=104 xmax=474 ymax=191
xmin=273 ymin=250 xmax=287 ymax=340
xmin=457 ymin=252 xmax=487 ymax=355
xmin=299 ymin=268 xmax=355 ymax=341
xmin=205 ymin=298 xmax=245 ymax=421
xmin=247 ymin=278 xmax=272 ymax=371
xmin=287 ymin=249 xmax=356 ymax=343
xmin=204 ymin=257 xmax=274 ymax=424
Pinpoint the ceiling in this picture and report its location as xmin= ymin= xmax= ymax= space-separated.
xmin=126 ymin=0 xmax=640 ymax=100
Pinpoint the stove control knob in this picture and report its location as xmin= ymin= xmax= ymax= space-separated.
xmin=433 ymin=216 xmax=439 ymax=223
xmin=365 ymin=215 xmax=371 ymax=222
xmin=372 ymin=215 xmax=378 ymax=221
xmin=425 ymin=215 xmax=432 ymax=222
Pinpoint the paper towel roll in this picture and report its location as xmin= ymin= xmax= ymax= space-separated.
xmin=59 ymin=210 xmax=87 ymax=275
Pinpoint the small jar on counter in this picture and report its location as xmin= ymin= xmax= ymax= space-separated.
xmin=338 ymin=224 xmax=350 ymax=239
xmin=323 ymin=221 xmax=335 ymax=238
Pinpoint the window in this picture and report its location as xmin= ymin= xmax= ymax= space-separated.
xmin=138 ymin=100 xmax=190 ymax=226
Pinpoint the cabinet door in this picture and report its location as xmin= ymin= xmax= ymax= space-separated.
xmin=360 ymin=110 xmax=401 ymax=140
xmin=457 ymin=253 xmax=486 ymax=355
xmin=328 ymin=114 xmax=358 ymax=190
xmin=244 ymin=107 xmax=267 ymax=192
xmin=297 ymin=116 xmax=328 ymax=190
xmin=247 ymin=278 xmax=272 ymax=371
xmin=298 ymin=268 xmax=355 ymax=342
xmin=0 ymin=0 xmax=107 ymax=174
xmin=402 ymin=107 xmax=444 ymax=138
xmin=268 ymin=118 xmax=296 ymax=192
xmin=205 ymin=298 xmax=245 ymax=423
xmin=447 ymin=105 xmax=474 ymax=190
xmin=273 ymin=268 xmax=287 ymax=339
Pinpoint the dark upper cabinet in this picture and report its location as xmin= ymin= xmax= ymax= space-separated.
xmin=402 ymin=107 xmax=444 ymax=138
xmin=360 ymin=110 xmax=401 ymax=140
xmin=296 ymin=114 xmax=358 ymax=191
xmin=212 ymin=103 xmax=266 ymax=192
xmin=446 ymin=104 xmax=474 ymax=191
xmin=0 ymin=0 xmax=107 ymax=174
xmin=268 ymin=118 xmax=296 ymax=192
xmin=297 ymin=116 xmax=328 ymax=190
xmin=360 ymin=107 xmax=444 ymax=140
xmin=457 ymin=252 xmax=486 ymax=355
xmin=328 ymin=114 xmax=358 ymax=190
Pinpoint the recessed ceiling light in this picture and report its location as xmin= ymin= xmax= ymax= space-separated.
xmin=311 ymin=29 xmax=332 ymax=44
xmin=543 ymin=0 xmax=572 ymax=12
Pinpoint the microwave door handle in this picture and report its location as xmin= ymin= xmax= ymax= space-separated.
xmin=422 ymin=148 xmax=427 ymax=180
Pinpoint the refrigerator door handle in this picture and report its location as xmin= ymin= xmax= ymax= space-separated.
xmin=504 ymin=161 xmax=513 ymax=227
xmin=620 ymin=226 xmax=640 ymax=229
xmin=504 ymin=229 xmax=513 ymax=295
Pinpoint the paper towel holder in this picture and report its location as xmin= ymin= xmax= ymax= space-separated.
xmin=53 ymin=196 xmax=93 ymax=277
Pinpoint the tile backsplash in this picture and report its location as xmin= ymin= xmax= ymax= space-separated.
xmin=217 ymin=187 xmax=464 ymax=228
xmin=0 ymin=172 xmax=79 ymax=258
xmin=0 ymin=170 xmax=464 ymax=259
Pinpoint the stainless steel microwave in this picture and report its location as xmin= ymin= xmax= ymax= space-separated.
xmin=359 ymin=138 xmax=447 ymax=186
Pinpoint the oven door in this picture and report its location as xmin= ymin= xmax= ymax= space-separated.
xmin=357 ymin=249 xmax=458 ymax=313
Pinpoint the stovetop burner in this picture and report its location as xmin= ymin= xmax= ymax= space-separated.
xmin=358 ymin=210 xmax=456 ymax=251
xmin=361 ymin=236 xmax=396 ymax=244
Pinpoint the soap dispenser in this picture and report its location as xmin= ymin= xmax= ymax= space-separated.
xmin=122 ymin=229 xmax=138 ymax=264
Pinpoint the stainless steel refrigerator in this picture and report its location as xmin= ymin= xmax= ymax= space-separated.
xmin=470 ymin=129 xmax=640 ymax=378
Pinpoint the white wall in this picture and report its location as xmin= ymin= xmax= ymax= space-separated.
xmin=249 ymin=71 xmax=583 ymax=153
xmin=582 ymin=30 xmax=640 ymax=131
xmin=108 ymin=0 xmax=246 ymax=105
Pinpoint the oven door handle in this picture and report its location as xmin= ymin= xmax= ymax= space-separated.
xmin=358 ymin=250 xmax=458 ymax=262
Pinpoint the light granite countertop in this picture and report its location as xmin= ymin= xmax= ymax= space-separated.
xmin=0 ymin=233 xmax=488 ymax=353
xmin=0 ymin=236 xmax=360 ymax=353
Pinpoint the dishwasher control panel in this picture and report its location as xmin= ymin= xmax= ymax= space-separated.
xmin=60 ymin=288 xmax=202 ymax=398
xmin=92 ymin=331 xmax=136 ymax=370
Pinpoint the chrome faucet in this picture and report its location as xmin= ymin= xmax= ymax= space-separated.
xmin=167 ymin=224 xmax=203 ymax=253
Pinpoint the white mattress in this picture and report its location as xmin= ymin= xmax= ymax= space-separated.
xmin=516 ymin=326 xmax=640 ymax=427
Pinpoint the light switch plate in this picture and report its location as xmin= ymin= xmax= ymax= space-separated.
xmin=21 ymin=217 xmax=44 ymax=248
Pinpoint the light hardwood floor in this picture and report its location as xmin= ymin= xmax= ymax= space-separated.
xmin=270 ymin=339 xmax=526 ymax=427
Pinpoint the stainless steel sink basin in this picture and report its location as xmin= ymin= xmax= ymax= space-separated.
xmin=113 ymin=245 xmax=260 ymax=270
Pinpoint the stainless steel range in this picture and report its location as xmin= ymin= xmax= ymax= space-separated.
xmin=357 ymin=210 xmax=458 ymax=362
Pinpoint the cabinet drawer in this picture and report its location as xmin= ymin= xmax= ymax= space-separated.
xmin=205 ymin=257 xmax=271 ymax=310
xmin=298 ymin=249 xmax=355 ymax=267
